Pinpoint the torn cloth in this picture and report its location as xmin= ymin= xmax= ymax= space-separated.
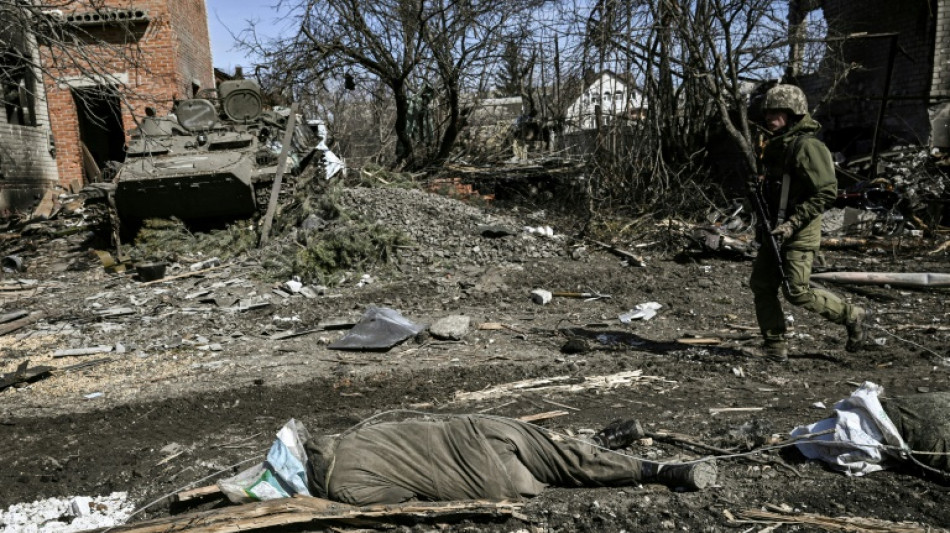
xmin=791 ymin=381 xmax=907 ymax=476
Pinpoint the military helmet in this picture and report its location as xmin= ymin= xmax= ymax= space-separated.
xmin=763 ymin=84 xmax=808 ymax=116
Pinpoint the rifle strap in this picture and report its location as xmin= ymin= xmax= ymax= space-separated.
xmin=776 ymin=134 xmax=808 ymax=224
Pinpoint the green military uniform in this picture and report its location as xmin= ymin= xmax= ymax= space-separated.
xmin=750 ymin=113 xmax=862 ymax=348
xmin=305 ymin=415 xmax=715 ymax=506
xmin=882 ymin=392 xmax=950 ymax=473
xmin=309 ymin=416 xmax=645 ymax=505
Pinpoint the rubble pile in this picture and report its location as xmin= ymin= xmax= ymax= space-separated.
xmin=842 ymin=146 xmax=950 ymax=230
xmin=7 ymin=186 xmax=113 ymax=241
xmin=338 ymin=187 xmax=568 ymax=267
xmin=0 ymin=183 xmax=576 ymax=418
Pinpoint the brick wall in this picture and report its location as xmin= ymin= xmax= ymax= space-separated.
xmin=0 ymin=37 xmax=59 ymax=214
xmin=800 ymin=0 xmax=937 ymax=154
xmin=932 ymin=0 xmax=950 ymax=147
xmin=168 ymin=0 xmax=214 ymax=95
xmin=35 ymin=0 xmax=212 ymax=192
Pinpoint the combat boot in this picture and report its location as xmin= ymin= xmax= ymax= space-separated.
xmin=845 ymin=307 xmax=872 ymax=352
xmin=764 ymin=341 xmax=788 ymax=362
xmin=641 ymin=461 xmax=717 ymax=491
xmin=741 ymin=342 xmax=788 ymax=362
xmin=592 ymin=419 xmax=645 ymax=449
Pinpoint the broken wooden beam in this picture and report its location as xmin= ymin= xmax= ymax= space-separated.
xmin=820 ymin=236 xmax=927 ymax=250
xmin=676 ymin=337 xmax=722 ymax=345
xmin=88 ymin=497 xmax=525 ymax=532
xmin=0 ymin=361 xmax=54 ymax=392
xmin=811 ymin=271 xmax=950 ymax=288
xmin=589 ymin=240 xmax=646 ymax=267
xmin=174 ymin=484 xmax=224 ymax=503
xmin=0 ymin=311 xmax=44 ymax=336
xmin=731 ymin=507 xmax=946 ymax=532
xmin=517 ymin=410 xmax=570 ymax=423
xmin=0 ymin=310 xmax=28 ymax=324
xmin=53 ymin=345 xmax=113 ymax=358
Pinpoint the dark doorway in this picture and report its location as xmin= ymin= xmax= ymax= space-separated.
xmin=72 ymin=86 xmax=125 ymax=183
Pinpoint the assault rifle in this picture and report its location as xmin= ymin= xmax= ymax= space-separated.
xmin=748 ymin=178 xmax=791 ymax=293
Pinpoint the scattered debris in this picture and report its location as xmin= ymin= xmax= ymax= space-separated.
xmin=453 ymin=370 xmax=674 ymax=403
xmin=52 ymin=346 xmax=114 ymax=358
xmin=1 ymin=255 xmax=24 ymax=273
xmin=134 ymin=262 xmax=167 ymax=281
xmin=551 ymin=290 xmax=612 ymax=301
xmin=619 ymin=302 xmax=663 ymax=322
xmin=0 ymin=361 xmax=54 ymax=392
xmin=0 ymin=311 xmax=44 ymax=336
xmin=429 ymin=315 xmax=471 ymax=341
xmin=530 ymin=289 xmax=552 ymax=305
xmin=730 ymin=506 xmax=946 ymax=533
xmin=589 ymin=240 xmax=647 ymax=267
xmin=0 ymin=492 xmax=134 ymax=532
xmin=329 ymin=307 xmax=425 ymax=351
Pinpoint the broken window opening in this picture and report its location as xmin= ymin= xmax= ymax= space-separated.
xmin=72 ymin=85 xmax=125 ymax=183
xmin=1 ymin=38 xmax=38 ymax=127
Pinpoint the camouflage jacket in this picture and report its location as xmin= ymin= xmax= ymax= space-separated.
xmin=759 ymin=114 xmax=837 ymax=251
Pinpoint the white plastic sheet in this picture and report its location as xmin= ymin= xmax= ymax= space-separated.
xmin=619 ymin=302 xmax=662 ymax=323
xmin=219 ymin=419 xmax=312 ymax=503
xmin=791 ymin=381 xmax=907 ymax=476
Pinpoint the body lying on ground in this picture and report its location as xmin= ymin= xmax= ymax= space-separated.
xmin=793 ymin=382 xmax=949 ymax=478
xmin=304 ymin=415 xmax=717 ymax=506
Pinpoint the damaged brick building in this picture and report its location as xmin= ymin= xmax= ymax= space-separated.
xmin=790 ymin=0 xmax=950 ymax=156
xmin=0 ymin=0 xmax=213 ymax=213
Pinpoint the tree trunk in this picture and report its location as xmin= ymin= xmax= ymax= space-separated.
xmin=391 ymin=80 xmax=414 ymax=168
xmin=434 ymin=83 xmax=462 ymax=164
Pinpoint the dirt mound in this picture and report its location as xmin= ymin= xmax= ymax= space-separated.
xmin=1 ymin=184 xmax=948 ymax=531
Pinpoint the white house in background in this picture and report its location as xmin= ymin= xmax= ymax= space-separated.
xmin=565 ymin=71 xmax=645 ymax=132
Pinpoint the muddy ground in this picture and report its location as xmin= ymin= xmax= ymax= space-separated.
xmin=1 ymin=184 xmax=949 ymax=532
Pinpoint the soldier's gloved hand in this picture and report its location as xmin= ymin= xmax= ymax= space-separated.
xmin=770 ymin=222 xmax=794 ymax=241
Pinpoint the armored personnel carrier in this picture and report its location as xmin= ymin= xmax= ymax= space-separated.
xmin=113 ymin=79 xmax=328 ymax=225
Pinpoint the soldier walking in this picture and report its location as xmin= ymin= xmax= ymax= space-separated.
xmin=749 ymin=84 xmax=872 ymax=361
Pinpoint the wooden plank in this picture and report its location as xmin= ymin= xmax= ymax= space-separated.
xmin=589 ymin=239 xmax=646 ymax=267
xmin=258 ymin=102 xmax=299 ymax=247
xmin=31 ymin=189 xmax=58 ymax=219
xmin=734 ymin=507 xmax=947 ymax=533
xmin=709 ymin=407 xmax=764 ymax=415
xmin=0 ymin=311 xmax=44 ymax=336
xmin=88 ymin=497 xmax=523 ymax=533
xmin=0 ymin=310 xmax=28 ymax=324
xmin=811 ymin=271 xmax=950 ymax=288
xmin=676 ymin=337 xmax=722 ymax=345
xmin=517 ymin=410 xmax=569 ymax=423
xmin=0 ymin=362 xmax=54 ymax=392
xmin=175 ymin=485 xmax=223 ymax=503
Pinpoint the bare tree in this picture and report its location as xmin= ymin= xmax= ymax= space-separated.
xmin=563 ymin=0 xmax=791 ymax=215
xmin=2 ymin=1 xmax=165 ymax=124
xmin=256 ymin=0 xmax=541 ymax=169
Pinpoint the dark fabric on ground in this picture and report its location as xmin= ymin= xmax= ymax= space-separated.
xmin=882 ymin=392 xmax=950 ymax=473
xmin=324 ymin=415 xmax=644 ymax=505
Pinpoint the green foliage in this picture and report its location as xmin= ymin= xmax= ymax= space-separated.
xmin=290 ymin=221 xmax=411 ymax=285
xmin=129 ymin=218 xmax=258 ymax=262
